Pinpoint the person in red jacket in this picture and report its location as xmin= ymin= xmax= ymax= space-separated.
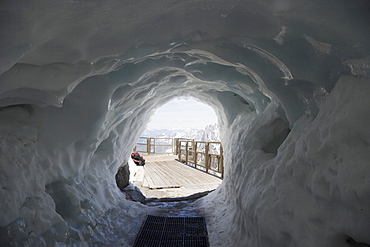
xmin=131 ymin=152 xmax=145 ymax=166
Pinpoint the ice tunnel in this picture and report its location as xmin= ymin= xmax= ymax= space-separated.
xmin=1 ymin=0 xmax=370 ymax=246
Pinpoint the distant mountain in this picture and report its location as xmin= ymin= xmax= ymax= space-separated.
xmin=138 ymin=124 xmax=221 ymax=154
xmin=142 ymin=124 xmax=220 ymax=142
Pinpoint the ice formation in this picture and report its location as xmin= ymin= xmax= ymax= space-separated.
xmin=0 ymin=0 xmax=369 ymax=246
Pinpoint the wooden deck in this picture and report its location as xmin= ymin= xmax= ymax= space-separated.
xmin=137 ymin=155 xmax=222 ymax=197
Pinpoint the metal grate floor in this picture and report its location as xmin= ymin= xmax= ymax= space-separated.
xmin=133 ymin=215 xmax=210 ymax=247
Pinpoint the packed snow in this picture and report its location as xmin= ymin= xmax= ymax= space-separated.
xmin=0 ymin=0 xmax=370 ymax=246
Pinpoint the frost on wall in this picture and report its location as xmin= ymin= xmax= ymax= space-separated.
xmin=201 ymin=76 xmax=370 ymax=247
xmin=1 ymin=0 xmax=370 ymax=246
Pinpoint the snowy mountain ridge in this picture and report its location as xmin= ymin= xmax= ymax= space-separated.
xmin=142 ymin=124 xmax=220 ymax=142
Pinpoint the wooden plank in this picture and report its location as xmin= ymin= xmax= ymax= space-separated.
xmin=166 ymin=161 xmax=220 ymax=184
xmin=142 ymin=158 xmax=222 ymax=190
xmin=144 ymin=161 xmax=177 ymax=188
xmin=144 ymin=170 xmax=157 ymax=188
xmin=160 ymin=161 xmax=183 ymax=187
xmin=150 ymin=162 xmax=171 ymax=187
xmin=153 ymin=161 xmax=183 ymax=188
xmin=155 ymin=161 xmax=191 ymax=185
xmin=146 ymin=165 xmax=171 ymax=188
xmin=165 ymin=161 xmax=206 ymax=184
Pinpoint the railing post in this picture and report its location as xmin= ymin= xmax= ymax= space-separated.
xmin=178 ymin=140 xmax=181 ymax=160
xmin=147 ymin=138 xmax=150 ymax=155
xmin=185 ymin=141 xmax=189 ymax=164
xmin=189 ymin=141 xmax=193 ymax=163
xmin=205 ymin=142 xmax=209 ymax=173
xmin=220 ymin=144 xmax=224 ymax=178
xmin=194 ymin=142 xmax=198 ymax=169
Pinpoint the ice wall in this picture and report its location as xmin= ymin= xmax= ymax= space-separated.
xmin=1 ymin=0 xmax=369 ymax=246
xmin=201 ymin=76 xmax=370 ymax=246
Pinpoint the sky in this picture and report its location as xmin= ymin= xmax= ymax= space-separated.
xmin=146 ymin=97 xmax=218 ymax=129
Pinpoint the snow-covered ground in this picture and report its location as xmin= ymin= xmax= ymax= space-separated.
xmin=0 ymin=0 xmax=370 ymax=246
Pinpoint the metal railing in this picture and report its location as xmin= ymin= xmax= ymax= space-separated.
xmin=135 ymin=137 xmax=224 ymax=178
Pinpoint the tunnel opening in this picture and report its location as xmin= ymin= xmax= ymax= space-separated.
xmin=117 ymin=97 xmax=224 ymax=202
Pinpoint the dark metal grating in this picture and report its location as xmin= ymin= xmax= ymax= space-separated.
xmin=133 ymin=215 xmax=210 ymax=247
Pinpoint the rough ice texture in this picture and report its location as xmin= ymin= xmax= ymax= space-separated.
xmin=0 ymin=0 xmax=370 ymax=246
xmin=200 ymin=76 xmax=370 ymax=247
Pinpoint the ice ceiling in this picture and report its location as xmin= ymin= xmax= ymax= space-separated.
xmin=1 ymin=0 xmax=370 ymax=246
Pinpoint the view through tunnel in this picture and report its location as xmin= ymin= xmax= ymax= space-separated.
xmin=1 ymin=1 xmax=370 ymax=246
xmin=123 ymin=97 xmax=223 ymax=200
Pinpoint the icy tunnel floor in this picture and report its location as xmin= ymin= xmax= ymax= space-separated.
xmin=143 ymin=190 xmax=213 ymax=217
xmin=138 ymin=184 xmax=219 ymax=199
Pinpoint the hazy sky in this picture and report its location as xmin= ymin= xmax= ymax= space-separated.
xmin=146 ymin=98 xmax=218 ymax=129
